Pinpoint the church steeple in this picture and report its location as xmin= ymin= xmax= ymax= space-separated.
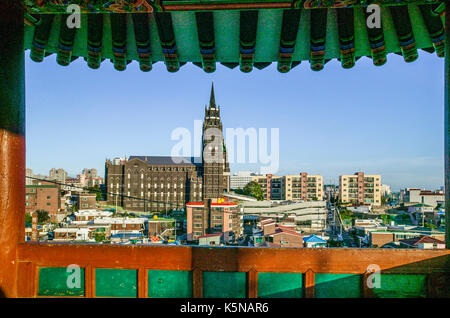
xmin=209 ymin=82 xmax=216 ymax=109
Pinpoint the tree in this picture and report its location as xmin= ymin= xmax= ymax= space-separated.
xmin=242 ymin=181 xmax=264 ymax=201
xmin=25 ymin=213 xmax=32 ymax=225
xmin=36 ymin=210 xmax=49 ymax=224
xmin=90 ymin=184 xmax=103 ymax=201
xmin=381 ymin=195 xmax=387 ymax=205
xmin=94 ymin=232 xmax=106 ymax=242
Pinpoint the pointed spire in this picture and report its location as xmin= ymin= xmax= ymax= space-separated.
xmin=209 ymin=82 xmax=216 ymax=109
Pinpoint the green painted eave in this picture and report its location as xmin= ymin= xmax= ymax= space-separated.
xmin=24 ymin=5 xmax=445 ymax=72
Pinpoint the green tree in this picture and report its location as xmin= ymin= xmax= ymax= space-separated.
xmin=25 ymin=213 xmax=32 ymax=225
xmin=242 ymin=181 xmax=264 ymax=201
xmin=90 ymin=184 xmax=103 ymax=201
xmin=36 ymin=210 xmax=49 ymax=223
xmin=94 ymin=232 xmax=106 ymax=242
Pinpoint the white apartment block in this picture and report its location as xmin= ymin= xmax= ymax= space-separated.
xmin=229 ymin=171 xmax=259 ymax=189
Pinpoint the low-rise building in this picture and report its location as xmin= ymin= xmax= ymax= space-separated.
xmin=369 ymin=226 xmax=445 ymax=248
xmin=229 ymin=171 xmax=259 ymax=190
xmin=303 ymin=234 xmax=327 ymax=248
xmin=73 ymin=192 xmax=97 ymax=210
xmin=251 ymin=219 xmax=303 ymax=248
xmin=74 ymin=210 xmax=113 ymax=221
xmin=147 ymin=216 xmax=176 ymax=240
xmin=186 ymin=199 xmax=243 ymax=241
xmin=53 ymin=228 xmax=92 ymax=241
xmin=403 ymin=188 xmax=444 ymax=209
xmin=242 ymin=200 xmax=328 ymax=232
xmin=399 ymin=236 xmax=446 ymax=249
xmin=25 ymin=181 xmax=61 ymax=220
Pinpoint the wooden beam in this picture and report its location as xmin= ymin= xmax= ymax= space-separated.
xmin=304 ymin=268 xmax=315 ymax=298
xmin=247 ymin=268 xmax=258 ymax=298
xmin=445 ymin=0 xmax=450 ymax=249
xmin=0 ymin=0 xmax=25 ymax=298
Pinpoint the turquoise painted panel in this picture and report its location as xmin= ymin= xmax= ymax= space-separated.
xmin=38 ymin=267 xmax=85 ymax=297
xmin=203 ymin=272 xmax=246 ymax=298
xmin=148 ymin=270 xmax=192 ymax=298
xmin=315 ymin=274 xmax=361 ymax=298
xmin=95 ymin=269 xmax=137 ymax=298
xmin=258 ymin=273 xmax=303 ymax=298
xmin=372 ymin=274 xmax=426 ymax=298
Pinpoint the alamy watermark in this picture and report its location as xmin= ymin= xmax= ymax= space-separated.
xmin=66 ymin=264 xmax=81 ymax=289
xmin=66 ymin=4 xmax=81 ymax=29
xmin=366 ymin=264 xmax=381 ymax=289
xmin=171 ymin=120 xmax=279 ymax=174
xmin=366 ymin=4 xmax=381 ymax=29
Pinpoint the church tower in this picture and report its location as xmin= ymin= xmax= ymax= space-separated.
xmin=202 ymin=83 xmax=230 ymax=199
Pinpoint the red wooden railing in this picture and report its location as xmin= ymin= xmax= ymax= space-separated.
xmin=15 ymin=243 xmax=450 ymax=298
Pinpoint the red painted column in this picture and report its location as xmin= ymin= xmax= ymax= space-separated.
xmin=446 ymin=2 xmax=450 ymax=249
xmin=0 ymin=1 xmax=25 ymax=298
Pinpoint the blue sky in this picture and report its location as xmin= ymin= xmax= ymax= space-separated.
xmin=25 ymin=50 xmax=444 ymax=191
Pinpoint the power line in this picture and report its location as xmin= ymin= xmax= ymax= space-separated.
xmin=26 ymin=176 xmax=243 ymax=215
xmin=26 ymin=176 xmax=185 ymax=208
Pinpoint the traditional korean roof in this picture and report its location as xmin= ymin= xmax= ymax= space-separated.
xmin=21 ymin=1 xmax=446 ymax=72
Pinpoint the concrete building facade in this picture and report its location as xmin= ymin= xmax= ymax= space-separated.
xmin=186 ymin=200 xmax=243 ymax=241
xmin=285 ymin=173 xmax=323 ymax=201
xmin=339 ymin=172 xmax=382 ymax=206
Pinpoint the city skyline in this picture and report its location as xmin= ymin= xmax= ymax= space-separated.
xmin=25 ymin=50 xmax=444 ymax=191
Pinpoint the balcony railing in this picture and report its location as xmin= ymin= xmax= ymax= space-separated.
xmin=15 ymin=243 xmax=450 ymax=298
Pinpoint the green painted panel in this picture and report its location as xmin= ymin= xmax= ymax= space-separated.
xmin=172 ymin=11 xmax=202 ymax=62
xmin=381 ymin=6 xmax=401 ymax=54
xmin=354 ymin=7 xmax=371 ymax=57
xmin=254 ymin=9 xmax=283 ymax=62
xmin=38 ymin=267 xmax=85 ymax=297
xmin=324 ymin=9 xmax=340 ymax=60
xmin=148 ymin=270 xmax=192 ymax=298
xmin=315 ymin=273 xmax=361 ymax=298
xmin=126 ymin=13 xmax=138 ymax=62
xmin=95 ymin=269 xmax=137 ymax=297
xmin=293 ymin=9 xmax=311 ymax=61
xmin=203 ymin=272 xmax=246 ymax=298
xmin=408 ymin=4 xmax=433 ymax=49
xmin=214 ymin=11 xmax=240 ymax=62
xmin=258 ymin=273 xmax=303 ymax=298
xmin=372 ymin=274 xmax=426 ymax=298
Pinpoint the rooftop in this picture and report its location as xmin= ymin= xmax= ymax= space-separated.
xmin=129 ymin=156 xmax=202 ymax=166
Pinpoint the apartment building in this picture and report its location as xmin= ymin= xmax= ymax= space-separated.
xmin=251 ymin=173 xmax=324 ymax=201
xmin=229 ymin=171 xmax=260 ymax=190
xmin=49 ymin=168 xmax=67 ymax=184
xmin=252 ymin=174 xmax=285 ymax=200
xmin=73 ymin=192 xmax=97 ymax=210
xmin=339 ymin=172 xmax=382 ymax=206
xmin=25 ymin=180 xmax=61 ymax=218
xmin=186 ymin=199 xmax=243 ymax=241
xmin=285 ymin=173 xmax=323 ymax=201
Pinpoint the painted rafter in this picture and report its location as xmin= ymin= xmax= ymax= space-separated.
xmin=21 ymin=0 xmax=445 ymax=14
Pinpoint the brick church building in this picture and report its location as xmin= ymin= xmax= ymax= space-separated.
xmin=105 ymin=84 xmax=230 ymax=212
